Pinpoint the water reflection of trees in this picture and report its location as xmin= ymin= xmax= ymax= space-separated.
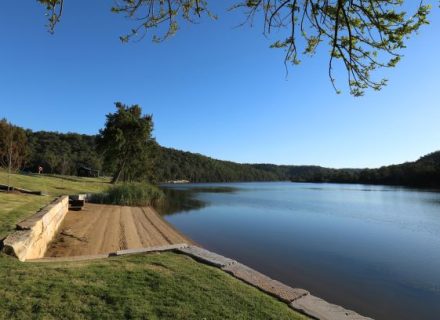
xmin=155 ymin=186 xmax=239 ymax=216
xmin=155 ymin=188 xmax=207 ymax=215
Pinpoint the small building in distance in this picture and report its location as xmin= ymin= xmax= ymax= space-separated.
xmin=77 ymin=165 xmax=99 ymax=177
xmin=166 ymin=179 xmax=190 ymax=184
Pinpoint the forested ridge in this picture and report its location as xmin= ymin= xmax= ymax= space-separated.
xmin=154 ymin=146 xmax=279 ymax=182
xmin=253 ymin=153 xmax=440 ymax=188
xmin=1 ymin=120 xmax=439 ymax=188
xmin=0 ymin=121 xmax=278 ymax=182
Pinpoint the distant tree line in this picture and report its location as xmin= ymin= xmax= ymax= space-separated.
xmin=0 ymin=118 xmax=101 ymax=176
xmin=252 ymin=153 xmax=440 ymax=188
xmin=27 ymin=131 xmax=101 ymax=175
xmin=1 ymin=117 xmax=439 ymax=188
xmin=0 ymin=120 xmax=277 ymax=183
xmin=154 ymin=147 xmax=279 ymax=183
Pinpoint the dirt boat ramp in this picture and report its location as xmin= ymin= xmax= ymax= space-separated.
xmin=45 ymin=203 xmax=190 ymax=257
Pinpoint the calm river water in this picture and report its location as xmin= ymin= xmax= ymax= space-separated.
xmin=157 ymin=182 xmax=440 ymax=320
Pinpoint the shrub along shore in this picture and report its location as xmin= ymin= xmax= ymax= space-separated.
xmin=90 ymin=182 xmax=164 ymax=207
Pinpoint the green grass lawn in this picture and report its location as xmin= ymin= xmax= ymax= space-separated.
xmin=0 ymin=172 xmax=308 ymax=319
xmin=0 ymin=253 xmax=307 ymax=319
xmin=0 ymin=170 xmax=110 ymax=196
xmin=0 ymin=171 xmax=110 ymax=239
xmin=0 ymin=192 xmax=51 ymax=239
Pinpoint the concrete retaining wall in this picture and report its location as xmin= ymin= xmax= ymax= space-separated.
xmin=2 ymin=196 xmax=69 ymax=261
xmin=176 ymin=246 xmax=373 ymax=320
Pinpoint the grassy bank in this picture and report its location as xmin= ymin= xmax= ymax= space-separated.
xmin=0 ymin=253 xmax=306 ymax=319
xmin=0 ymin=172 xmax=308 ymax=319
xmin=0 ymin=170 xmax=110 ymax=196
xmin=0 ymin=171 xmax=110 ymax=239
xmin=0 ymin=193 xmax=50 ymax=239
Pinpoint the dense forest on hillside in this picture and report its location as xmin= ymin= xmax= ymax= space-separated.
xmin=1 ymin=120 xmax=439 ymax=188
xmin=26 ymin=131 xmax=101 ymax=175
xmin=252 ymin=153 xmax=440 ymax=188
xmin=154 ymin=147 xmax=279 ymax=182
xmin=0 ymin=123 xmax=278 ymax=182
xmin=23 ymin=131 xmax=278 ymax=182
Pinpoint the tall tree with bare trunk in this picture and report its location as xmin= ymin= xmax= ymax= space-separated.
xmin=0 ymin=119 xmax=28 ymax=189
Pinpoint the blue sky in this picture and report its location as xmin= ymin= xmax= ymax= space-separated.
xmin=1 ymin=1 xmax=439 ymax=168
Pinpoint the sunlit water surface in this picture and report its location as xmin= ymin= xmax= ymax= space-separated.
xmin=157 ymin=182 xmax=440 ymax=320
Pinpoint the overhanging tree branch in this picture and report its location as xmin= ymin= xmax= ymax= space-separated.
xmin=38 ymin=0 xmax=432 ymax=96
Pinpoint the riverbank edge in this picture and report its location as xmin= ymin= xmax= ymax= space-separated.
xmin=28 ymin=243 xmax=373 ymax=320
xmin=0 ymin=186 xmax=371 ymax=320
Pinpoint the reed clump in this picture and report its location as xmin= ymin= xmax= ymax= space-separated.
xmin=90 ymin=183 xmax=164 ymax=206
